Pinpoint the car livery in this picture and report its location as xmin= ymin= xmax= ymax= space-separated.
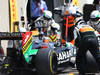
xmin=0 ymin=31 xmax=75 ymax=75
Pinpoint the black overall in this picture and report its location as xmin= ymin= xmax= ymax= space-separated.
xmin=76 ymin=32 xmax=100 ymax=75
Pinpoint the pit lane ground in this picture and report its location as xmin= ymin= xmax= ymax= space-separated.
xmin=0 ymin=67 xmax=79 ymax=75
xmin=0 ymin=57 xmax=99 ymax=75
xmin=0 ymin=67 xmax=100 ymax=75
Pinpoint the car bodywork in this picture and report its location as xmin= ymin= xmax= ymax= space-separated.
xmin=0 ymin=31 xmax=75 ymax=75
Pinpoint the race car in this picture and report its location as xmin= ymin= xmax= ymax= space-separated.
xmin=0 ymin=28 xmax=75 ymax=75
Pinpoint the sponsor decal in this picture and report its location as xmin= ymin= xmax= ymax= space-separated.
xmin=0 ymin=32 xmax=22 ymax=36
xmin=22 ymin=32 xmax=32 ymax=54
xmin=73 ymin=0 xmax=79 ymax=6
xmin=9 ymin=0 xmax=18 ymax=32
xmin=25 ymin=54 xmax=28 ymax=58
xmin=49 ymin=35 xmax=57 ymax=42
xmin=57 ymin=49 xmax=74 ymax=64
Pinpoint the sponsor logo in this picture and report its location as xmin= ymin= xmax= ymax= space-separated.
xmin=24 ymin=35 xmax=29 ymax=44
xmin=0 ymin=32 xmax=22 ymax=36
xmin=49 ymin=35 xmax=57 ymax=42
xmin=22 ymin=32 xmax=32 ymax=54
xmin=23 ymin=36 xmax=32 ymax=54
xmin=57 ymin=49 xmax=74 ymax=64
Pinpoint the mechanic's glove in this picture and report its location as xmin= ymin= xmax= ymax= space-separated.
xmin=97 ymin=34 xmax=100 ymax=37
xmin=95 ymin=31 xmax=100 ymax=37
xmin=54 ymin=42 xmax=61 ymax=47
xmin=66 ymin=42 xmax=74 ymax=47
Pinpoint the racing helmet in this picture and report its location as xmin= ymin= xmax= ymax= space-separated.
xmin=65 ymin=0 xmax=72 ymax=3
xmin=90 ymin=10 xmax=100 ymax=26
xmin=19 ymin=27 xmax=27 ymax=32
xmin=51 ymin=23 xmax=60 ymax=34
xmin=43 ymin=11 xmax=52 ymax=21
xmin=74 ymin=17 xmax=85 ymax=26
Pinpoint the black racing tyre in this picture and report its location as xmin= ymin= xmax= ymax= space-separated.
xmin=85 ymin=51 xmax=99 ymax=73
xmin=35 ymin=48 xmax=57 ymax=75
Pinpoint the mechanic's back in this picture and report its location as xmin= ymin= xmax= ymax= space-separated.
xmin=74 ymin=18 xmax=100 ymax=75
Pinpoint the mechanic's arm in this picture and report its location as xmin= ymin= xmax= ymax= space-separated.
xmin=34 ymin=16 xmax=43 ymax=22
xmin=47 ymin=19 xmax=55 ymax=30
xmin=74 ymin=26 xmax=79 ymax=39
xmin=41 ymin=2 xmax=48 ymax=14
xmin=76 ymin=6 xmax=83 ymax=17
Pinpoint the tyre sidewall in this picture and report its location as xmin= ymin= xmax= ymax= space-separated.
xmin=35 ymin=48 xmax=57 ymax=75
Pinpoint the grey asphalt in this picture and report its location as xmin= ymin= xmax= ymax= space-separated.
xmin=0 ymin=67 xmax=100 ymax=75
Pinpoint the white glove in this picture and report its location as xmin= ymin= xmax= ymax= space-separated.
xmin=66 ymin=42 xmax=74 ymax=47
xmin=95 ymin=31 xmax=100 ymax=37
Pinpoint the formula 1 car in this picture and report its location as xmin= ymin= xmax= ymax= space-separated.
xmin=0 ymin=28 xmax=76 ymax=75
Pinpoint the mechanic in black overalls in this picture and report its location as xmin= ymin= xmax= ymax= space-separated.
xmin=74 ymin=17 xmax=100 ymax=75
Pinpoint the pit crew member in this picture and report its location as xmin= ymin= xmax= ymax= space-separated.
xmin=74 ymin=18 xmax=100 ymax=75
xmin=87 ymin=10 xmax=100 ymax=36
xmin=63 ymin=0 xmax=82 ymax=45
xmin=34 ymin=10 xmax=55 ymax=36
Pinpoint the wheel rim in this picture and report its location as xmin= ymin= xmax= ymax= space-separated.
xmin=52 ymin=54 xmax=57 ymax=72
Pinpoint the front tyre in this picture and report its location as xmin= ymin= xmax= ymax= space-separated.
xmin=35 ymin=48 xmax=57 ymax=75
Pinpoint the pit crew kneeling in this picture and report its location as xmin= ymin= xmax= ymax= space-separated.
xmin=74 ymin=18 xmax=100 ymax=75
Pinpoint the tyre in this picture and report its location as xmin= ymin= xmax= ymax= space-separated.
xmin=35 ymin=48 xmax=57 ymax=75
xmin=85 ymin=51 xmax=99 ymax=73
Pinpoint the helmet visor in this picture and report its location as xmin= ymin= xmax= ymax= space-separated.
xmin=44 ymin=16 xmax=51 ymax=21
xmin=51 ymin=26 xmax=57 ymax=34
xmin=91 ymin=17 xmax=100 ymax=21
xmin=65 ymin=0 xmax=72 ymax=3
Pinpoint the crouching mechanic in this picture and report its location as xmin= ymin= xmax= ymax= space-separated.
xmin=43 ymin=22 xmax=60 ymax=43
xmin=87 ymin=10 xmax=100 ymax=36
xmin=34 ymin=10 xmax=55 ymax=35
xmin=74 ymin=18 xmax=100 ymax=75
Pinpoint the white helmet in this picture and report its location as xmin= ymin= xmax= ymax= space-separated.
xmin=51 ymin=23 xmax=60 ymax=30
xmin=19 ymin=27 xmax=27 ymax=32
xmin=90 ymin=10 xmax=100 ymax=26
xmin=43 ymin=10 xmax=52 ymax=21
xmin=91 ymin=10 xmax=99 ymax=19
xmin=74 ymin=17 xmax=85 ymax=26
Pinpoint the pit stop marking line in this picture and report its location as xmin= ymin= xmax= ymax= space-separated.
xmin=69 ymin=72 xmax=79 ymax=75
